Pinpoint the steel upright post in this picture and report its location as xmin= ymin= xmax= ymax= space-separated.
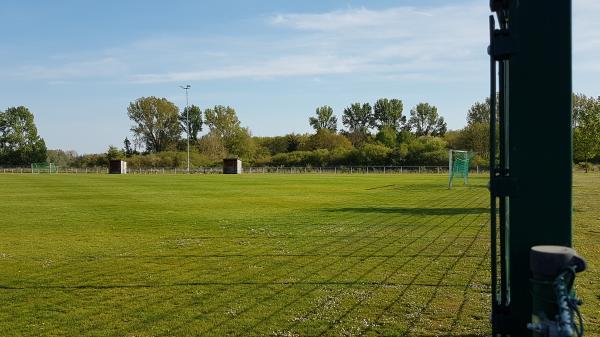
xmin=489 ymin=0 xmax=573 ymax=335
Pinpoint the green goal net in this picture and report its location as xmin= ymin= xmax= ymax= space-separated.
xmin=31 ymin=163 xmax=58 ymax=173
xmin=448 ymin=150 xmax=471 ymax=189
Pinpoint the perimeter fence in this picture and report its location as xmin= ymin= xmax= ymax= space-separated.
xmin=0 ymin=165 xmax=487 ymax=175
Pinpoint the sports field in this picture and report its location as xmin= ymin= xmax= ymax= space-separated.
xmin=0 ymin=173 xmax=597 ymax=336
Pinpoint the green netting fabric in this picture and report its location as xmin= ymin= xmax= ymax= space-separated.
xmin=448 ymin=151 xmax=471 ymax=188
xmin=31 ymin=163 xmax=58 ymax=173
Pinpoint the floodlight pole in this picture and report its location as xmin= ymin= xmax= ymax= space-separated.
xmin=180 ymin=85 xmax=191 ymax=173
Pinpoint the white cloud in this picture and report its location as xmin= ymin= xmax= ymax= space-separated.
xmin=133 ymin=2 xmax=489 ymax=84
xmin=132 ymin=54 xmax=360 ymax=83
xmin=7 ymin=0 xmax=599 ymax=88
xmin=15 ymin=57 xmax=127 ymax=80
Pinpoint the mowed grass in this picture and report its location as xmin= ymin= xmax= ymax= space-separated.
xmin=0 ymin=173 xmax=597 ymax=336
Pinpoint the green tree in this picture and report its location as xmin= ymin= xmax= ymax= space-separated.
xmin=397 ymin=130 xmax=416 ymax=144
xmin=463 ymin=99 xmax=491 ymax=160
xmin=226 ymin=127 xmax=257 ymax=159
xmin=254 ymin=136 xmax=289 ymax=155
xmin=127 ymin=97 xmax=181 ymax=153
xmin=573 ymin=93 xmax=596 ymax=128
xmin=342 ymin=102 xmax=373 ymax=146
xmin=405 ymin=136 xmax=448 ymax=165
xmin=304 ymin=129 xmax=353 ymax=151
xmin=375 ymin=126 xmax=398 ymax=148
xmin=123 ymin=137 xmax=134 ymax=157
xmin=309 ymin=105 xmax=337 ymax=132
xmin=461 ymin=123 xmax=490 ymax=160
xmin=407 ymin=103 xmax=447 ymax=136
xmin=354 ymin=143 xmax=392 ymax=165
xmin=106 ymin=145 xmax=124 ymax=161
xmin=458 ymin=98 xmax=506 ymax=160
xmin=286 ymin=133 xmax=305 ymax=152
xmin=373 ymin=98 xmax=405 ymax=131
xmin=573 ymin=96 xmax=600 ymax=169
xmin=179 ymin=105 xmax=203 ymax=143
xmin=204 ymin=105 xmax=241 ymax=138
xmin=46 ymin=149 xmax=77 ymax=167
xmin=197 ymin=131 xmax=227 ymax=162
xmin=467 ymin=100 xmax=490 ymax=125
xmin=204 ymin=105 xmax=257 ymax=159
xmin=466 ymin=96 xmax=499 ymax=126
xmin=0 ymin=106 xmax=47 ymax=165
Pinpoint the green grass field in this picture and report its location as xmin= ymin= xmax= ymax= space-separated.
xmin=0 ymin=173 xmax=598 ymax=336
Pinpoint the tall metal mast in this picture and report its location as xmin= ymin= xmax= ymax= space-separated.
xmin=180 ymin=84 xmax=191 ymax=173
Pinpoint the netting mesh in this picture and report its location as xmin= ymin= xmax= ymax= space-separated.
xmin=448 ymin=151 xmax=471 ymax=188
xmin=31 ymin=163 xmax=58 ymax=173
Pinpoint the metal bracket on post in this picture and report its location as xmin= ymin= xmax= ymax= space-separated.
xmin=489 ymin=29 xmax=516 ymax=61
xmin=488 ymin=0 xmax=515 ymax=61
xmin=490 ymin=170 xmax=519 ymax=198
xmin=490 ymin=0 xmax=509 ymax=12
xmin=490 ymin=0 xmax=510 ymax=27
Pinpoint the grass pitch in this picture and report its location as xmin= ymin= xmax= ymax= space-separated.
xmin=0 ymin=173 xmax=597 ymax=336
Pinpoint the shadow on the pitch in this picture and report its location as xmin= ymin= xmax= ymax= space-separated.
xmin=414 ymin=335 xmax=486 ymax=337
xmin=325 ymin=207 xmax=488 ymax=216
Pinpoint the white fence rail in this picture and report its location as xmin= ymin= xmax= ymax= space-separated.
xmin=0 ymin=166 xmax=486 ymax=175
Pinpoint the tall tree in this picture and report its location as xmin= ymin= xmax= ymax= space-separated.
xmin=342 ymin=103 xmax=373 ymax=146
xmin=0 ymin=106 xmax=47 ymax=165
xmin=106 ymin=145 xmax=124 ymax=161
xmin=204 ymin=105 xmax=241 ymax=139
xmin=373 ymin=98 xmax=405 ymax=131
xmin=179 ymin=104 xmax=203 ymax=143
xmin=462 ymin=98 xmax=496 ymax=159
xmin=572 ymin=93 xmax=596 ymax=128
xmin=573 ymin=96 xmax=600 ymax=168
xmin=46 ymin=149 xmax=78 ymax=167
xmin=127 ymin=97 xmax=181 ymax=152
xmin=309 ymin=105 xmax=337 ymax=132
xmin=460 ymin=122 xmax=490 ymax=160
xmin=467 ymin=99 xmax=490 ymax=125
xmin=407 ymin=103 xmax=447 ymax=136
xmin=305 ymin=129 xmax=352 ymax=151
xmin=204 ymin=105 xmax=256 ymax=158
xmin=197 ymin=132 xmax=227 ymax=161
xmin=466 ymin=96 xmax=500 ymax=126
xmin=286 ymin=133 xmax=303 ymax=152
xmin=123 ymin=137 xmax=133 ymax=157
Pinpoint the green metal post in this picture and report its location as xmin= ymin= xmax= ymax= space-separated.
xmin=503 ymin=0 xmax=573 ymax=335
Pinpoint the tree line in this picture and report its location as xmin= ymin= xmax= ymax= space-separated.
xmin=119 ymin=97 xmax=453 ymax=168
xmin=2 ymin=93 xmax=599 ymax=169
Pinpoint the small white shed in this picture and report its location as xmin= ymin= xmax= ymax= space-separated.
xmin=223 ymin=158 xmax=242 ymax=174
xmin=109 ymin=160 xmax=127 ymax=174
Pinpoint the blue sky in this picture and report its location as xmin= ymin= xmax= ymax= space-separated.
xmin=1 ymin=1 xmax=599 ymax=154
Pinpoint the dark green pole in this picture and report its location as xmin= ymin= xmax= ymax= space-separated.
xmin=501 ymin=0 xmax=573 ymax=335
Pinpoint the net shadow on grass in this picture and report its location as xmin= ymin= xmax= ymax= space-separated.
xmin=447 ymin=248 xmax=490 ymax=336
xmin=325 ymin=207 xmax=488 ymax=216
xmin=216 ymin=190 xmax=478 ymax=336
xmin=350 ymin=193 xmax=489 ymax=337
xmin=401 ymin=215 xmax=487 ymax=336
xmin=417 ymin=335 xmax=486 ymax=337
xmin=202 ymin=209 xmax=427 ymax=335
xmin=1 ymin=187 xmax=490 ymax=336
xmin=262 ymin=191 xmax=483 ymax=336
xmin=165 ymin=192 xmax=441 ymax=336
xmin=312 ymin=195 xmax=486 ymax=337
